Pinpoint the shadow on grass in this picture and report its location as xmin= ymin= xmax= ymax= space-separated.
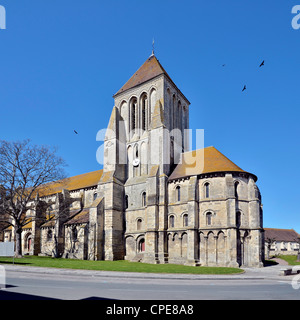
xmin=0 ymin=260 xmax=31 ymax=265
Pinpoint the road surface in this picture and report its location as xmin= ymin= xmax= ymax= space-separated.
xmin=0 ymin=263 xmax=299 ymax=300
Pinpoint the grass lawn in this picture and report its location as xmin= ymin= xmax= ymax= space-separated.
xmin=0 ymin=256 xmax=244 ymax=275
xmin=277 ymin=255 xmax=300 ymax=266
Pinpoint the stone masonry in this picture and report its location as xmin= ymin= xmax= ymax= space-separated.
xmin=3 ymin=53 xmax=264 ymax=267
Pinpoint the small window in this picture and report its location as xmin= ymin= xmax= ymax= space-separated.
xmin=206 ymin=212 xmax=212 ymax=226
xmin=47 ymin=229 xmax=52 ymax=241
xmin=236 ymin=211 xmax=241 ymax=228
xmin=176 ymin=186 xmax=181 ymax=202
xmin=142 ymin=106 xmax=146 ymax=131
xmin=93 ymin=192 xmax=98 ymax=201
xmin=125 ymin=195 xmax=128 ymax=209
xmin=131 ymin=98 xmax=137 ymax=131
xmin=142 ymin=192 xmax=146 ymax=207
xmin=169 ymin=215 xmax=175 ymax=228
xmin=204 ymin=183 xmax=210 ymax=198
xmin=141 ymin=95 xmax=147 ymax=132
xmin=183 ymin=214 xmax=188 ymax=227
xmin=137 ymin=219 xmax=142 ymax=231
xmin=72 ymin=227 xmax=78 ymax=242
xmin=234 ymin=181 xmax=239 ymax=198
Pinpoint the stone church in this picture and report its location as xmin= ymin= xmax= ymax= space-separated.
xmin=3 ymin=53 xmax=264 ymax=267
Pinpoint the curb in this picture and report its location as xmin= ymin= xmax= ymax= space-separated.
xmin=1 ymin=264 xmax=268 ymax=281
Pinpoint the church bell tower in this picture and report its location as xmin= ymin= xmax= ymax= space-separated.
xmin=99 ymin=53 xmax=190 ymax=263
xmin=112 ymin=53 xmax=191 ymax=178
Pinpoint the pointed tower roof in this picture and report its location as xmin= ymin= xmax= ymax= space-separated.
xmin=114 ymin=54 xmax=190 ymax=103
xmin=168 ymin=146 xmax=257 ymax=181
xmin=114 ymin=55 xmax=168 ymax=96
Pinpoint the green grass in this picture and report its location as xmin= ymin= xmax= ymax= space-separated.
xmin=277 ymin=255 xmax=300 ymax=266
xmin=0 ymin=256 xmax=244 ymax=275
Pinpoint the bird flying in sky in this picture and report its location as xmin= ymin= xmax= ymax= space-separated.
xmin=74 ymin=130 xmax=78 ymax=134
xmin=259 ymin=60 xmax=264 ymax=67
xmin=242 ymin=85 xmax=246 ymax=92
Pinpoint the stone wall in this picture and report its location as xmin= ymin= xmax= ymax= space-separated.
xmin=63 ymin=224 xmax=88 ymax=260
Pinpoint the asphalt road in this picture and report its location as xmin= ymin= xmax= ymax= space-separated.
xmin=1 ymin=268 xmax=300 ymax=300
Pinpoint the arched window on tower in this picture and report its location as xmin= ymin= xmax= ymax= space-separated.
xmin=125 ymin=195 xmax=129 ymax=209
xmin=234 ymin=181 xmax=239 ymax=198
xmin=167 ymin=88 xmax=172 ymax=130
xmin=236 ymin=211 xmax=241 ymax=228
xmin=142 ymin=192 xmax=146 ymax=207
xmin=172 ymin=94 xmax=176 ymax=129
xmin=170 ymin=140 xmax=174 ymax=165
xmin=142 ymin=105 xmax=146 ymax=132
xmin=204 ymin=183 xmax=210 ymax=198
xmin=169 ymin=215 xmax=175 ymax=228
xmin=141 ymin=94 xmax=147 ymax=132
xmin=133 ymin=144 xmax=139 ymax=178
xmin=131 ymin=98 xmax=137 ymax=134
xmin=176 ymin=186 xmax=181 ymax=202
xmin=150 ymin=88 xmax=157 ymax=126
xmin=183 ymin=106 xmax=188 ymax=129
xmin=183 ymin=214 xmax=188 ymax=227
xmin=137 ymin=218 xmax=142 ymax=231
xmin=177 ymin=100 xmax=182 ymax=130
xmin=206 ymin=212 xmax=212 ymax=226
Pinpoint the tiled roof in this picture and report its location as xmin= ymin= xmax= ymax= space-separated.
xmin=37 ymin=170 xmax=103 ymax=197
xmin=64 ymin=209 xmax=90 ymax=225
xmin=22 ymin=218 xmax=32 ymax=230
xmin=264 ymin=228 xmax=300 ymax=242
xmin=40 ymin=214 xmax=56 ymax=228
xmin=169 ymin=146 xmax=256 ymax=181
xmin=114 ymin=55 xmax=168 ymax=96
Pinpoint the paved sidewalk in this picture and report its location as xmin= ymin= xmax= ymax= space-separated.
xmin=271 ymin=258 xmax=289 ymax=265
xmin=1 ymin=262 xmax=296 ymax=282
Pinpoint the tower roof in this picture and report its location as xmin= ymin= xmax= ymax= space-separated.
xmin=114 ymin=54 xmax=190 ymax=103
xmin=114 ymin=55 xmax=168 ymax=96
xmin=168 ymin=146 xmax=257 ymax=181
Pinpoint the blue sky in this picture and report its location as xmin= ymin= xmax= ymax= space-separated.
xmin=0 ymin=0 xmax=299 ymax=232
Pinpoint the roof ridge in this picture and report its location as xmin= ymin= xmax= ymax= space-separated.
xmin=264 ymin=228 xmax=294 ymax=231
xmin=38 ymin=169 xmax=103 ymax=197
xmin=114 ymin=55 xmax=166 ymax=96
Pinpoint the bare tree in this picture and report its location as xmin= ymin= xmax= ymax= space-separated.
xmin=265 ymin=237 xmax=276 ymax=260
xmin=0 ymin=139 xmax=66 ymax=257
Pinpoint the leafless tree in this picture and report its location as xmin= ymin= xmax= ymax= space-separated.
xmin=265 ymin=237 xmax=276 ymax=260
xmin=0 ymin=139 xmax=66 ymax=257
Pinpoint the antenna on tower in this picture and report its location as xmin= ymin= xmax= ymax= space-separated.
xmin=151 ymin=38 xmax=155 ymax=56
